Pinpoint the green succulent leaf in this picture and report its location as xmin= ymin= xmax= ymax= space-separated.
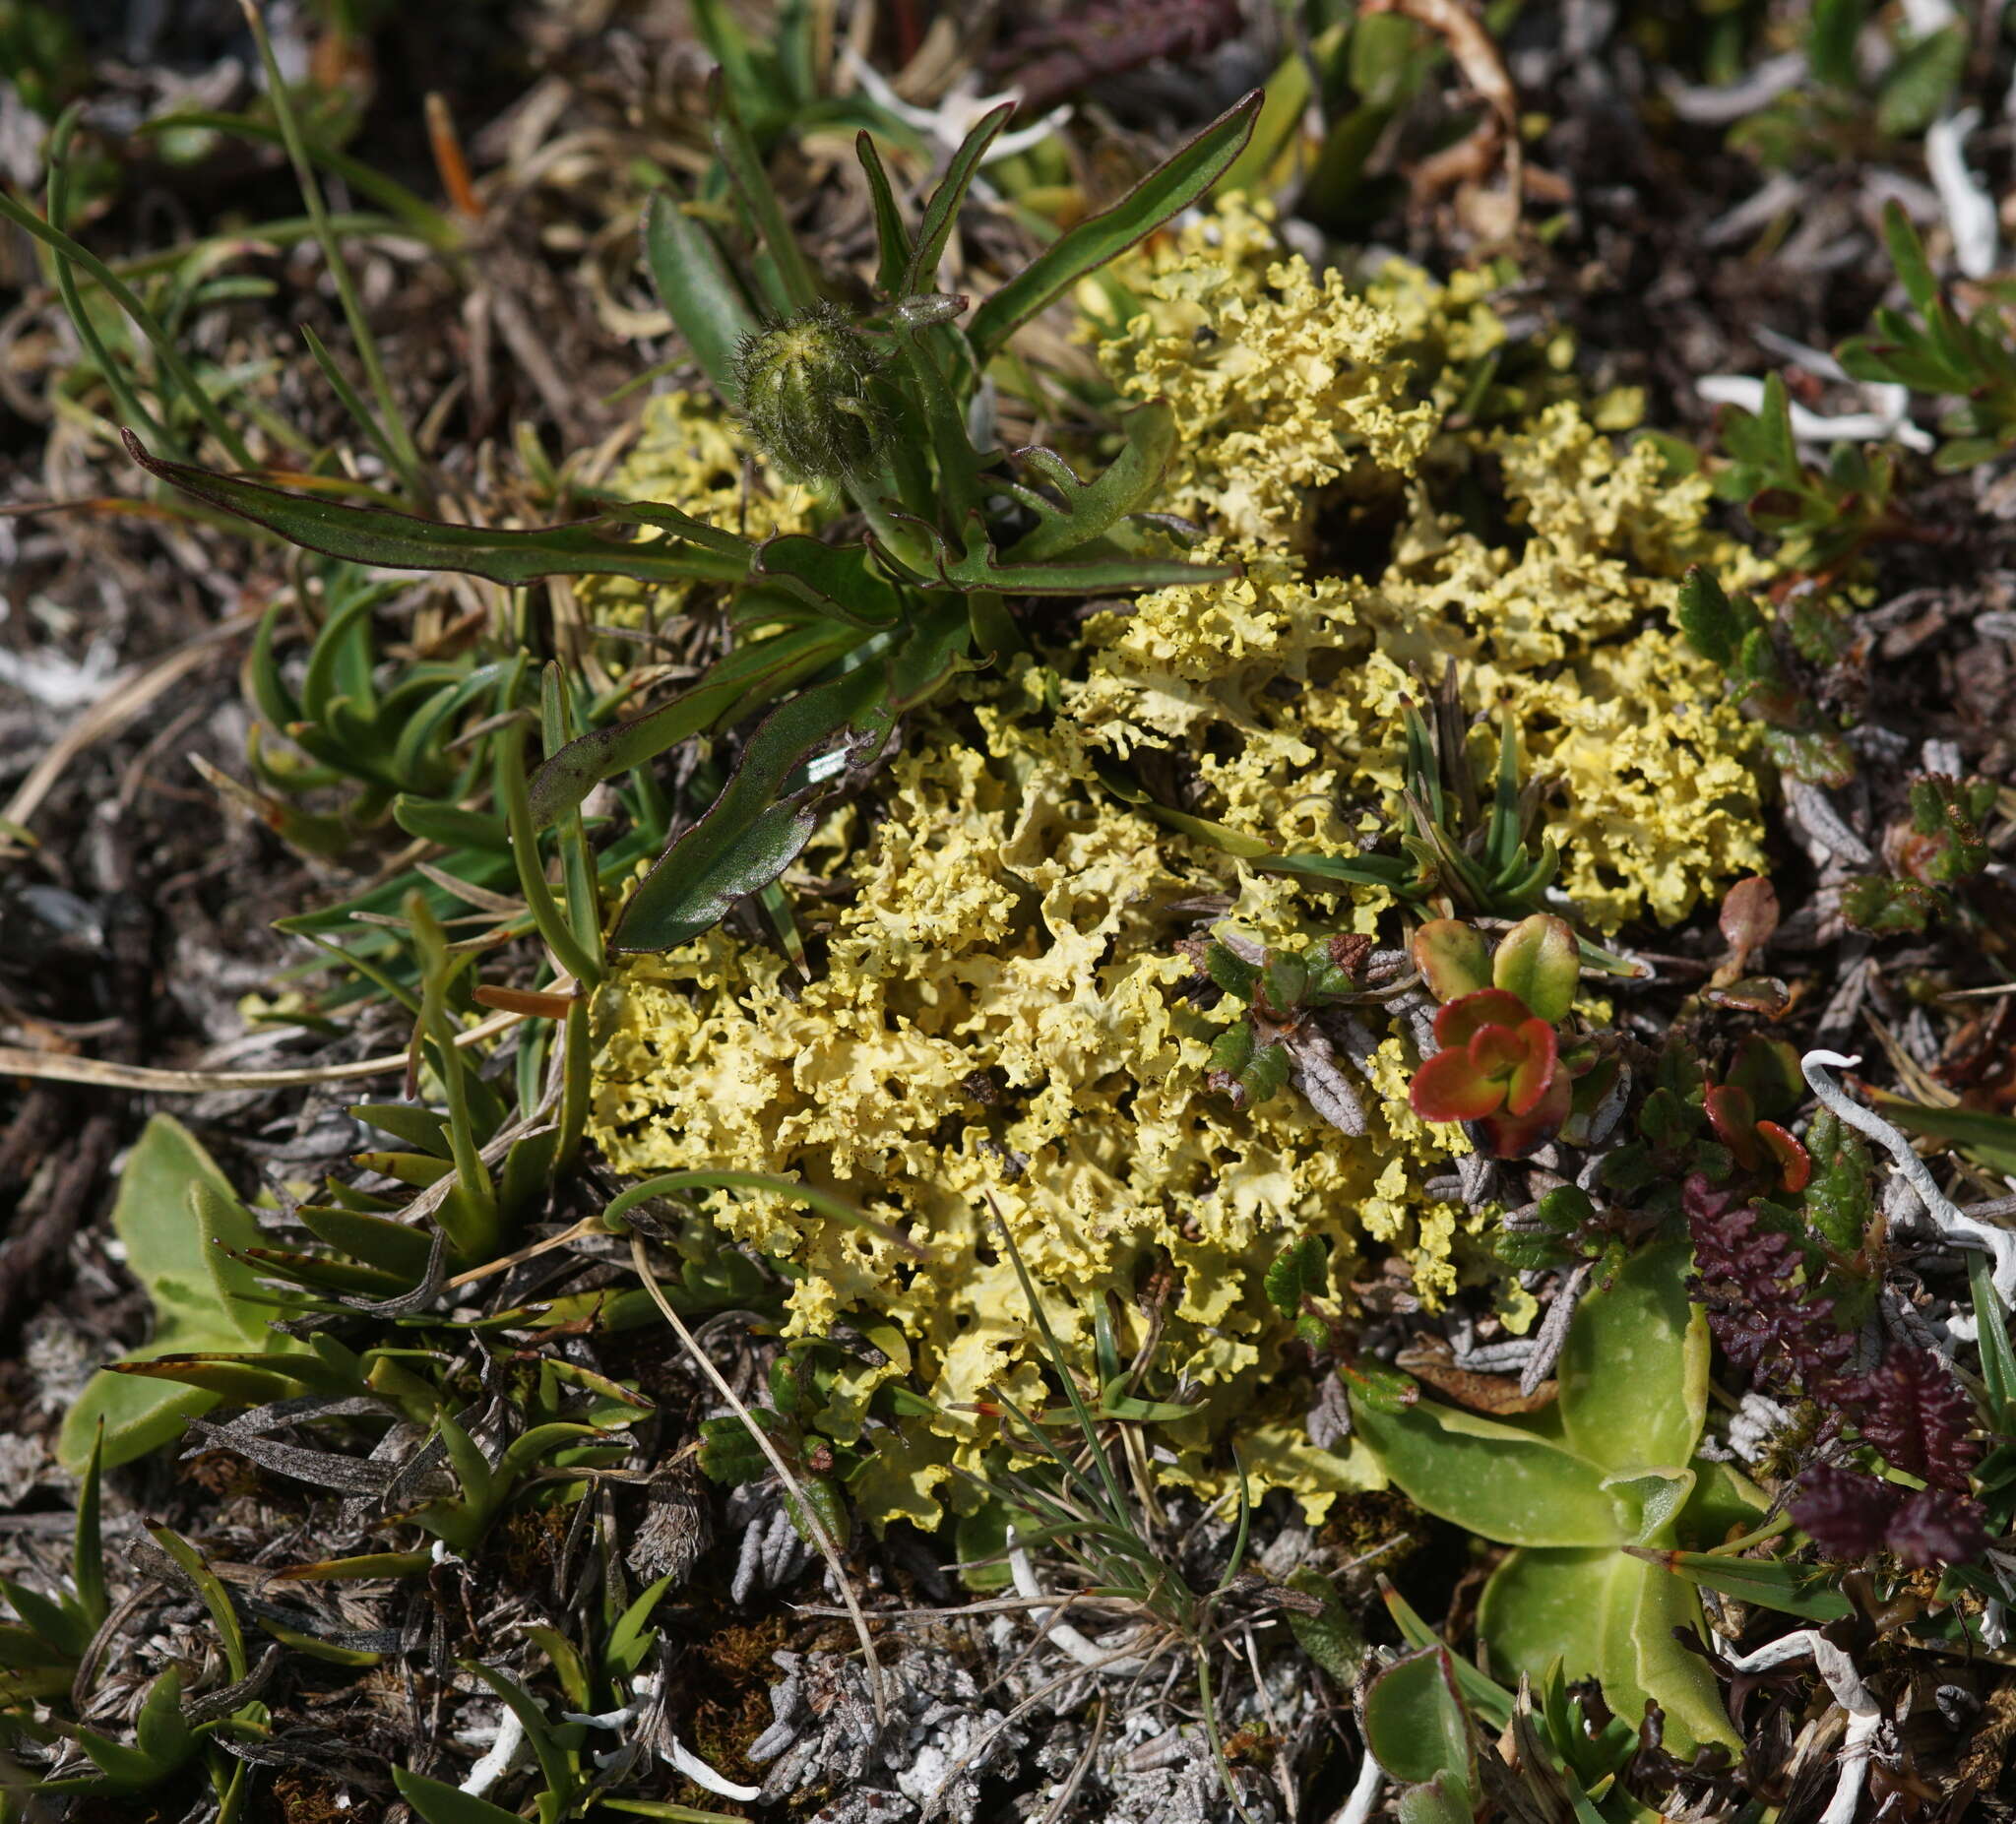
xmin=1490 ymin=914 xmax=1579 ymax=1026
xmin=1348 ymin=1394 xmax=1619 ymax=1547
xmin=1361 ymin=1646 xmax=1475 ymax=1789
xmin=1480 ymin=1546 xmax=1735 ymax=1753
xmin=58 ymin=1116 xmax=284 ymax=1472
xmin=1554 ymin=1241 xmax=1708 ymax=1477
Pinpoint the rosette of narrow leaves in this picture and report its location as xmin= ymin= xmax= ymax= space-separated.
xmin=1260 ymin=699 xmax=1563 ymax=918
xmin=1676 ymin=564 xmax=1856 ymax=786
xmin=1839 ymin=202 xmax=2016 ymax=472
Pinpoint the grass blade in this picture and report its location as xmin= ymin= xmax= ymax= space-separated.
xmin=236 ymin=0 xmax=425 ymax=498
xmin=969 ymin=91 xmax=1261 ymax=361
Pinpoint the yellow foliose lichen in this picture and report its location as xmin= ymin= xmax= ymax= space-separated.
xmin=588 ymin=203 xmax=1768 ymax=1530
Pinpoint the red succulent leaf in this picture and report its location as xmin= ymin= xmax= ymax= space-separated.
xmin=1704 ymin=1082 xmax=1764 ymax=1170
xmin=1433 ymin=987 xmax=1533 ymax=1051
xmin=1504 ymin=1019 xmax=1560 ymax=1118
xmin=1757 ymin=1120 xmax=1810 ymax=1194
xmin=1479 ymin=1068 xmax=1573 ymax=1158
xmin=1469 ymin=1022 xmax=1528 ymax=1080
xmin=1411 ymin=1046 xmax=1506 ymax=1123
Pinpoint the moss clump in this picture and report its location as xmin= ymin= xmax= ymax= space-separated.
xmin=588 ymin=202 xmax=1768 ymax=1529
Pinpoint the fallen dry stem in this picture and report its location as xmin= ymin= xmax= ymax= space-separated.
xmin=625 ymin=1228 xmax=888 ymax=1723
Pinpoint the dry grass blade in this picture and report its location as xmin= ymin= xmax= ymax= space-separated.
xmin=1 ymin=614 xmax=256 ymax=852
xmin=625 ymin=1228 xmax=888 ymax=1723
xmin=0 ymin=1005 xmax=523 ymax=1094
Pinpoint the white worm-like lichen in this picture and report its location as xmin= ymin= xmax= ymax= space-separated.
xmin=1721 ymin=1630 xmax=1880 ymax=1824
xmin=1005 ymin=1528 xmax=1152 ymax=1677
xmin=1801 ymin=1050 xmax=2016 ymax=1307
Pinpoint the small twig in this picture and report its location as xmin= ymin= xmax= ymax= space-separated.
xmin=1802 ymin=1051 xmax=2016 ymax=1306
xmin=626 ymin=1231 xmax=887 ymax=1722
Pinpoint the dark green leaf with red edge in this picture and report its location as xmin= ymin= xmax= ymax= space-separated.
xmin=1434 ymin=988 xmax=1533 ymax=1050
xmin=611 ymin=664 xmax=889 ymax=953
xmin=1758 ymin=1122 xmax=1811 ymax=1194
xmin=122 ymin=432 xmax=747 ymax=587
xmin=1412 ymin=1047 xmax=1504 ymax=1123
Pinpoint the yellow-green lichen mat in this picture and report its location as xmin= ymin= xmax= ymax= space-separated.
xmin=585 ymin=201 xmax=1769 ymax=1528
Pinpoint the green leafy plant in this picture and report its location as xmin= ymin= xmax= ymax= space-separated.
xmin=1706 ymin=375 xmax=1905 ymax=572
xmin=1259 ymin=697 xmax=1564 ymax=918
xmin=124 ymin=87 xmax=1261 ymax=961
xmin=1349 ymin=1241 xmax=1767 ymax=1752
xmin=1841 ymin=773 xmax=1998 ymax=935
xmin=1675 ymin=564 xmax=1857 ymax=783
xmin=1728 ymin=0 xmax=1965 ymax=171
xmin=1840 ymin=202 xmax=2016 ymax=471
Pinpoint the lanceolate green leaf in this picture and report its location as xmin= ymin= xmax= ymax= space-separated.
xmin=528 ymin=621 xmax=863 ymax=828
xmin=1869 ymin=1092 xmax=2016 ymax=1177
xmin=854 ymin=133 xmax=914 ymax=294
xmin=710 ymin=74 xmax=818 ymax=314
xmin=903 ymin=101 xmax=1015 ymax=296
xmin=122 ymin=433 xmax=746 ymax=587
xmin=968 ymin=91 xmax=1262 ymax=361
xmin=612 ymin=663 xmax=889 ymax=952
xmin=643 ymin=191 xmax=764 ymax=404
xmin=1623 ymin=1545 xmax=1853 ymax=1622
xmin=755 ymin=535 xmax=906 ymax=625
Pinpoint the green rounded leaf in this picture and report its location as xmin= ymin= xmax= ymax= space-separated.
xmin=1349 ymin=1396 xmax=1619 ymax=1548
xmin=1490 ymin=913 xmax=1579 ymax=1025
xmin=1361 ymin=1646 xmax=1473 ymax=1787
xmin=1555 ymin=1241 xmax=1707 ymax=1477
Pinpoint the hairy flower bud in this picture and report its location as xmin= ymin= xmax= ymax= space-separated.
xmin=732 ymin=301 xmax=891 ymax=483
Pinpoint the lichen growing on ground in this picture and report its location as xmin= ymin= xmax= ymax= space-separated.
xmin=587 ymin=202 xmax=1769 ymax=1528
